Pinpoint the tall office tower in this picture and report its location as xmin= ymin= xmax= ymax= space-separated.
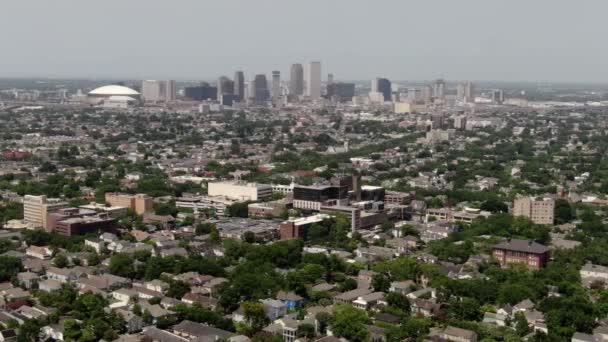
xmin=290 ymin=63 xmax=304 ymax=96
xmin=252 ymin=74 xmax=269 ymax=103
xmin=491 ymin=89 xmax=504 ymax=104
xmin=464 ymin=81 xmax=474 ymax=103
xmin=422 ymin=85 xmax=433 ymax=104
xmin=372 ymin=78 xmax=392 ymax=102
xmin=141 ymin=80 xmax=163 ymax=102
xmin=164 ymin=80 xmax=176 ymax=102
xmin=326 ymin=82 xmax=355 ymax=102
xmin=306 ymin=61 xmax=322 ymax=99
xmin=217 ymin=76 xmax=234 ymax=100
xmin=271 ymin=71 xmax=281 ymax=100
xmin=433 ymin=79 xmax=446 ymax=101
xmin=327 ymin=73 xmax=334 ymax=84
xmin=234 ymin=71 xmax=245 ymax=101
xmin=456 ymin=83 xmax=466 ymax=102
xmin=457 ymin=81 xmax=474 ymax=103
xmin=407 ymin=88 xmax=421 ymax=102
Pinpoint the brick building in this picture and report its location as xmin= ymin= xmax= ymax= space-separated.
xmin=492 ymin=239 xmax=550 ymax=269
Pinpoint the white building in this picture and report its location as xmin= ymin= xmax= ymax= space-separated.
xmin=306 ymin=61 xmax=321 ymax=99
xmin=141 ymin=80 xmax=163 ymax=102
xmin=207 ymin=181 xmax=272 ymax=202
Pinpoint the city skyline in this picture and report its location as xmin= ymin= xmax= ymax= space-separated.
xmin=2 ymin=0 xmax=608 ymax=82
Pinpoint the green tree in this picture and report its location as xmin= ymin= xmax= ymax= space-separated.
xmin=243 ymin=301 xmax=269 ymax=332
xmin=109 ymin=254 xmax=136 ymax=278
xmin=54 ymin=253 xmax=69 ymax=268
xmin=372 ymin=273 xmax=391 ymax=292
xmin=330 ymin=305 xmax=369 ymax=342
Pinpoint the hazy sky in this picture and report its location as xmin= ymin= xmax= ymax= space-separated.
xmin=2 ymin=0 xmax=607 ymax=82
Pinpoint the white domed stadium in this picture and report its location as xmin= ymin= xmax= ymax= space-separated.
xmin=87 ymin=85 xmax=140 ymax=105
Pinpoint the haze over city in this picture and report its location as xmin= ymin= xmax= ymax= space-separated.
xmin=2 ymin=0 xmax=608 ymax=82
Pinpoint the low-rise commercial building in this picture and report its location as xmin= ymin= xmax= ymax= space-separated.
xmin=208 ymin=181 xmax=272 ymax=201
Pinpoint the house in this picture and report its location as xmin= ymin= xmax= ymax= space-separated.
xmin=182 ymin=292 xmax=218 ymax=310
xmin=132 ymin=286 xmax=163 ymax=300
xmin=113 ymin=288 xmax=138 ymax=303
xmin=114 ymin=308 xmax=144 ymax=333
xmin=261 ymin=299 xmax=288 ymax=321
xmin=25 ymin=246 xmax=52 ymax=260
xmin=407 ymin=287 xmax=435 ymax=300
xmin=38 ymin=279 xmax=62 ymax=293
xmin=157 ymin=247 xmax=188 ymax=258
xmin=410 ymin=298 xmax=441 ymax=317
xmin=276 ymin=291 xmax=304 ymax=310
xmin=41 ymin=323 xmax=65 ymax=342
xmin=428 ymin=326 xmax=477 ymax=342
xmin=571 ymin=332 xmax=601 ymax=342
xmin=352 ymin=292 xmax=385 ymax=310
xmin=580 ymin=262 xmax=608 ymax=288
xmin=2 ymin=288 xmax=30 ymax=302
xmin=0 ymin=329 xmax=16 ymax=342
xmin=139 ymin=303 xmax=175 ymax=324
xmin=366 ymin=324 xmax=388 ymax=342
xmin=355 ymin=246 xmax=396 ymax=260
xmin=172 ymin=320 xmax=234 ymax=340
xmin=84 ymin=238 xmax=105 ymax=253
xmin=46 ymin=267 xmax=84 ymax=283
xmin=482 ymin=311 xmax=508 ymax=326
xmin=145 ymin=279 xmax=169 ymax=293
xmin=333 ymin=288 xmax=373 ymax=304
xmin=389 ymin=280 xmax=415 ymax=295
xmin=16 ymin=272 xmax=39 ymax=289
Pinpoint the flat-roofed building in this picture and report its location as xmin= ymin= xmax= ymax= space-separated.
xmin=104 ymin=193 xmax=152 ymax=215
xmin=23 ymin=195 xmax=68 ymax=229
xmin=46 ymin=208 xmax=117 ymax=236
xmin=293 ymin=184 xmax=348 ymax=211
xmin=513 ymin=196 xmax=555 ymax=225
xmin=207 ymin=181 xmax=272 ymax=202
xmin=78 ymin=203 xmax=128 ymax=218
xmin=279 ymin=214 xmax=330 ymax=240
xmin=175 ymin=195 xmax=236 ymax=216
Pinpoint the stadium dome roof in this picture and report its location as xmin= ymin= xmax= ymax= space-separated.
xmin=88 ymin=85 xmax=140 ymax=96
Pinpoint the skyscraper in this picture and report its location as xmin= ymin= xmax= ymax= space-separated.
xmin=217 ymin=76 xmax=234 ymax=101
xmin=252 ymin=74 xmax=269 ymax=103
xmin=141 ymin=80 xmax=163 ymax=102
xmin=271 ymin=71 xmax=281 ymax=100
xmin=372 ymin=78 xmax=391 ymax=102
xmin=234 ymin=71 xmax=245 ymax=101
xmin=464 ymin=81 xmax=475 ymax=103
xmin=290 ymin=64 xmax=304 ymax=96
xmin=164 ymin=80 xmax=176 ymax=102
xmin=327 ymin=73 xmax=334 ymax=85
xmin=422 ymin=85 xmax=433 ymax=104
xmin=433 ymin=79 xmax=446 ymax=101
xmin=456 ymin=81 xmax=474 ymax=103
xmin=306 ymin=61 xmax=322 ymax=99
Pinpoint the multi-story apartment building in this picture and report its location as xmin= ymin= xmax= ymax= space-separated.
xmin=104 ymin=193 xmax=153 ymax=215
xmin=23 ymin=195 xmax=68 ymax=229
xmin=512 ymin=196 xmax=555 ymax=225
xmin=492 ymin=238 xmax=550 ymax=270
xmin=207 ymin=181 xmax=272 ymax=202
